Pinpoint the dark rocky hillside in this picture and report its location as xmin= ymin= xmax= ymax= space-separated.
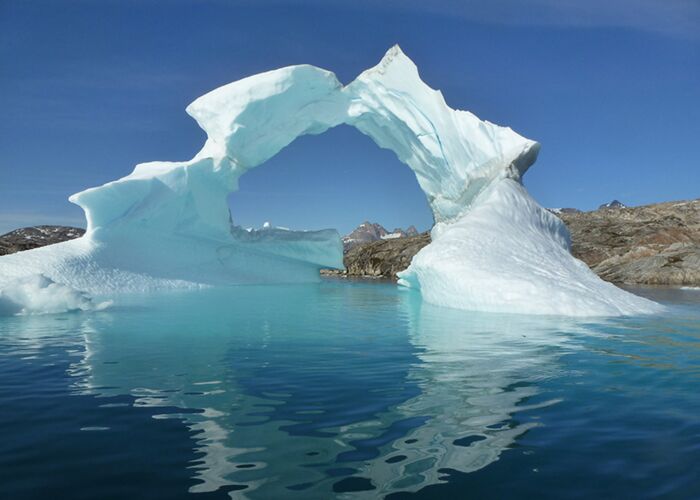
xmin=0 ymin=226 xmax=85 ymax=256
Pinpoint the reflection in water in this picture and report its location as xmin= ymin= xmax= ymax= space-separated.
xmin=356 ymin=299 xmax=582 ymax=495
xmin=7 ymin=282 xmax=597 ymax=498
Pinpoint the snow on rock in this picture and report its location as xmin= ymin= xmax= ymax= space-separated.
xmin=382 ymin=232 xmax=403 ymax=240
xmin=0 ymin=45 xmax=660 ymax=315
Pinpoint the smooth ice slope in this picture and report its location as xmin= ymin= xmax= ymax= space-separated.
xmin=0 ymin=46 xmax=660 ymax=315
xmin=398 ymin=180 xmax=660 ymax=315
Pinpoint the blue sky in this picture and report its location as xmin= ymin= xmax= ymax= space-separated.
xmin=0 ymin=0 xmax=698 ymax=235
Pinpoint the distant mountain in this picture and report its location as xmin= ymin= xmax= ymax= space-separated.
xmin=342 ymin=222 xmax=419 ymax=251
xmin=404 ymin=225 xmax=419 ymax=237
xmin=599 ymin=200 xmax=626 ymax=210
xmin=549 ymin=200 xmax=626 ymax=213
xmin=0 ymin=225 xmax=85 ymax=256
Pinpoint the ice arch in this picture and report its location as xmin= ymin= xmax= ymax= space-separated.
xmin=0 ymin=46 xmax=660 ymax=316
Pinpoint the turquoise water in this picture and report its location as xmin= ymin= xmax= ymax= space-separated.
xmin=1 ymin=279 xmax=699 ymax=499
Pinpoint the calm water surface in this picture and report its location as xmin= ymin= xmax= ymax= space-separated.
xmin=1 ymin=280 xmax=699 ymax=499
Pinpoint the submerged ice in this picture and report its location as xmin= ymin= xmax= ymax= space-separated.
xmin=0 ymin=46 xmax=660 ymax=316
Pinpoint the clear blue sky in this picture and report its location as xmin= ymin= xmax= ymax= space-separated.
xmin=1 ymin=0 xmax=698 ymax=235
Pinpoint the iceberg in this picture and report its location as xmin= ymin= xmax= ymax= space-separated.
xmin=0 ymin=46 xmax=660 ymax=315
xmin=0 ymin=274 xmax=111 ymax=316
xmin=397 ymin=180 xmax=659 ymax=315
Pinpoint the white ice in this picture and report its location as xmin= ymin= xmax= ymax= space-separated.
xmin=398 ymin=180 xmax=660 ymax=315
xmin=0 ymin=274 xmax=111 ymax=316
xmin=0 ymin=45 xmax=660 ymax=316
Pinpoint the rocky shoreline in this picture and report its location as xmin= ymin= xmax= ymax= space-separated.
xmin=325 ymin=199 xmax=700 ymax=286
xmin=2 ymin=198 xmax=698 ymax=286
xmin=559 ymin=200 xmax=699 ymax=286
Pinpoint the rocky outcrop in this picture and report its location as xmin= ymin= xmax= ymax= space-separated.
xmin=323 ymin=232 xmax=431 ymax=279
xmin=0 ymin=226 xmax=85 ymax=256
xmin=331 ymin=199 xmax=700 ymax=285
xmin=559 ymin=199 xmax=699 ymax=286
xmin=346 ymin=232 xmax=431 ymax=278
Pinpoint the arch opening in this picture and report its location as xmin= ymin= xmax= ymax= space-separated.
xmin=227 ymin=124 xmax=434 ymax=237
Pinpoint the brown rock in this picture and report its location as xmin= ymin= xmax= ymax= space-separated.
xmin=559 ymin=199 xmax=699 ymax=285
xmin=335 ymin=199 xmax=700 ymax=285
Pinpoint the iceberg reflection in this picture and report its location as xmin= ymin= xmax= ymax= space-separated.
xmin=61 ymin=283 xmax=591 ymax=498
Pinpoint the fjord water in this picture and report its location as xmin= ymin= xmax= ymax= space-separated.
xmin=1 ymin=281 xmax=699 ymax=499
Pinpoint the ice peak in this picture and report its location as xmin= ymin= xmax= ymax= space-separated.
xmin=367 ymin=44 xmax=408 ymax=74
